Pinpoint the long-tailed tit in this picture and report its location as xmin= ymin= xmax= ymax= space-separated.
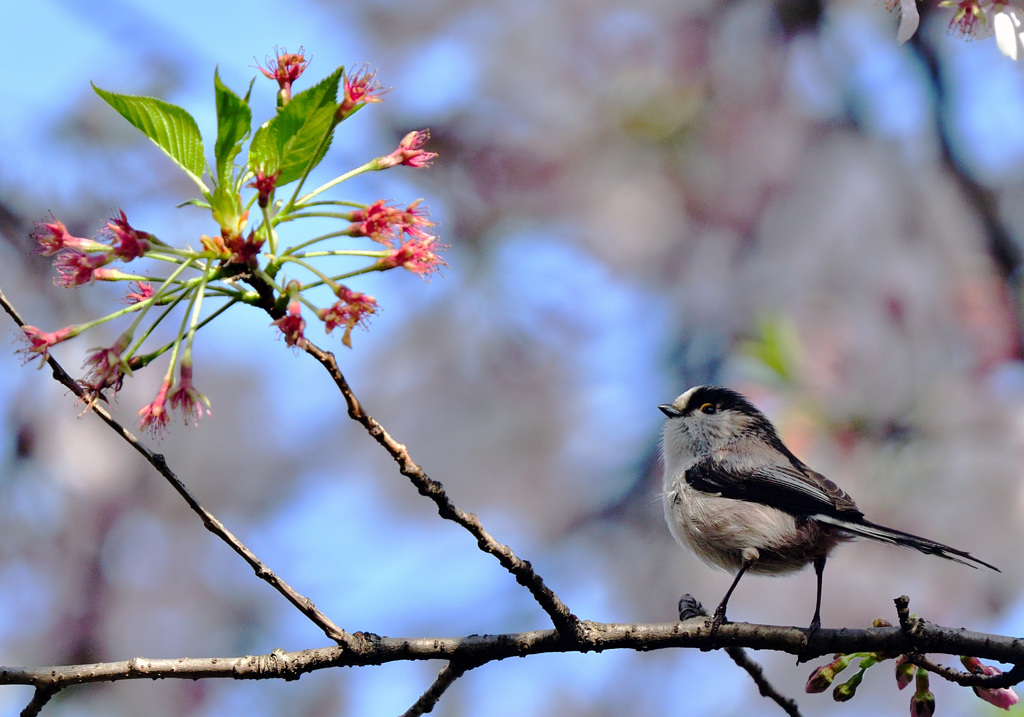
xmin=659 ymin=385 xmax=998 ymax=637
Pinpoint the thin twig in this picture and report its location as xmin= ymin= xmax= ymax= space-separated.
xmin=894 ymin=595 xmax=915 ymax=636
xmin=19 ymin=686 xmax=57 ymax=717
xmin=301 ymin=340 xmax=583 ymax=640
xmin=680 ymin=593 xmax=802 ymax=716
xmin=725 ymin=647 xmax=803 ymax=717
xmin=905 ymin=653 xmax=1024 ymax=689
xmin=400 ymin=661 xmax=473 ymax=717
xmin=0 ymin=286 xmax=357 ymax=650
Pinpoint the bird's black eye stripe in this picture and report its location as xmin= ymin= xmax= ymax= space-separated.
xmin=684 ymin=386 xmax=763 ymax=418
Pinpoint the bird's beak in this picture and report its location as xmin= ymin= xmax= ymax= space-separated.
xmin=659 ymin=404 xmax=682 ymax=418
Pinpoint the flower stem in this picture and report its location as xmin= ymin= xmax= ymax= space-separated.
xmin=293 ymin=160 xmax=376 ymax=207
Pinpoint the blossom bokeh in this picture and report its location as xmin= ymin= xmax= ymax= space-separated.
xmin=2 ymin=1 xmax=1024 ymax=716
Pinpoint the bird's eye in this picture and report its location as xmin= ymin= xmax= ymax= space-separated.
xmin=699 ymin=403 xmax=716 ymax=414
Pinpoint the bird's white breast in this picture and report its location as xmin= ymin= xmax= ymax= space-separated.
xmin=662 ymin=472 xmax=806 ymax=574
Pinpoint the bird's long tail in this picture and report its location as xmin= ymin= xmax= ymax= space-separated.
xmin=812 ymin=514 xmax=999 ymax=572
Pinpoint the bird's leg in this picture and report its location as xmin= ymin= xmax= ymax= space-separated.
xmin=808 ymin=556 xmax=826 ymax=640
xmin=796 ymin=556 xmax=827 ymax=664
xmin=709 ymin=549 xmax=758 ymax=643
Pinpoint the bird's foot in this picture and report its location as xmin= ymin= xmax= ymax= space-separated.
xmin=806 ymin=614 xmax=821 ymax=642
xmin=678 ymin=594 xmax=705 ymax=621
xmin=796 ymin=615 xmax=822 ymax=664
xmin=703 ymin=604 xmax=728 ymax=650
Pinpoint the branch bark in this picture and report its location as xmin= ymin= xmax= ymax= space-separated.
xmin=0 ymin=618 xmax=1022 ymax=689
xmin=401 ymin=661 xmax=474 ymax=717
xmin=725 ymin=647 xmax=802 ymax=717
xmin=19 ymin=686 xmax=57 ymax=717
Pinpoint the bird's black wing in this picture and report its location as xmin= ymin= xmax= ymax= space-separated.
xmin=685 ymin=457 xmax=999 ymax=572
xmin=685 ymin=457 xmax=863 ymax=519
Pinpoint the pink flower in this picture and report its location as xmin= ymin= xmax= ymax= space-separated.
xmin=32 ymin=218 xmax=102 ymax=257
xmin=168 ymin=361 xmax=211 ymax=426
xmin=337 ymin=64 xmax=386 ymax=119
xmin=122 ymin=281 xmax=155 ymax=305
xmin=271 ymin=297 xmax=307 ymax=348
xmin=103 ymin=210 xmax=152 ymax=262
xmin=54 ymin=250 xmax=112 ymax=287
xmin=79 ymin=333 xmax=133 ymax=405
xmin=317 ymin=286 xmax=378 ymax=347
xmin=257 ymin=47 xmax=309 ymax=103
xmin=90 ymin=267 xmax=131 ymax=282
xmin=961 ymin=656 xmax=1020 ymax=709
xmin=258 ymin=47 xmax=309 ymax=84
xmin=138 ymin=379 xmax=171 ymax=438
xmin=375 ymin=130 xmax=437 ymax=169
xmin=378 ymin=235 xmax=448 ymax=277
xmin=224 ymin=230 xmax=265 ymax=267
xmin=16 ymin=325 xmax=77 ymax=367
xmin=349 ymin=199 xmax=435 ymax=247
xmin=247 ymin=169 xmax=281 ymax=208
xmin=945 ymin=0 xmax=987 ymax=37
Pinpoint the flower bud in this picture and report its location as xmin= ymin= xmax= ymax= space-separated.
xmin=911 ymin=669 xmax=935 ymax=717
xmin=960 ymin=655 xmax=1020 ymax=710
xmin=895 ymin=656 xmax=915 ymax=691
xmin=832 ymin=671 xmax=863 ymax=702
xmin=806 ymin=654 xmax=852 ymax=693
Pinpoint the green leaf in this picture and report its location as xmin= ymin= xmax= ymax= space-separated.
xmin=210 ymin=182 xmax=244 ymax=233
xmin=248 ymin=65 xmax=343 ymax=186
xmin=92 ymin=84 xmax=206 ymax=188
xmin=213 ymin=68 xmax=252 ymax=189
xmin=177 ymin=198 xmax=212 ymax=210
xmin=248 ymin=120 xmax=277 ymax=177
xmin=738 ymin=316 xmax=800 ymax=385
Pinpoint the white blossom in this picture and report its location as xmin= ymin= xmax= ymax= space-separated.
xmin=896 ymin=0 xmax=921 ymax=44
xmin=990 ymin=2 xmax=1024 ymax=60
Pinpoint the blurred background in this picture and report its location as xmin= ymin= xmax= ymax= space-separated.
xmin=2 ymin=0 xmax=1024 ymax=715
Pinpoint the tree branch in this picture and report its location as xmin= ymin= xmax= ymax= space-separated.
xmin=400 ymin=661 xmax=474 ymax=717
xmin=300 ymin=340 xmax=583 ymax=640
xmin=19 ymin=686 xmax=57 ymax=717
xmin=891 ymin=595 xmax=1024 ymax=688
xmin=1 ymin=619 xmax=1022 ymax=689
xmin=679 ymin=593 xmax=802 ymax=716
xmin=0 ymin=285 xmax=359 ymax=651
xmin=904 ymin=653 xmax=1024 ymax=690
xmin=724 ymin=647 xmax=803 ymax=717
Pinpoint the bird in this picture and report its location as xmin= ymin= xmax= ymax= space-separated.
xmin=659 ymin=385 xmax=998 ymax=638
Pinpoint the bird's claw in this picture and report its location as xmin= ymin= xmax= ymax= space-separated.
xmin=704 ymin=604 xmax=728 ymax=649
xmin=678 ymin=594 xmax=705 ymax=621
xmin=796 ymin=616 xmax=822 ymax=664
xmin=806 ymin=615 xmax=821 ymax=642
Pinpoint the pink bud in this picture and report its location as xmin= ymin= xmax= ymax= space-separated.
xmin=271 ymin=297 xmax=307 ymax=349
xmin=911 ymin=670 xmax=935 ymax=717
xmin=895 ymin=656 xmax=915 ymax=690
xmin=961 ymin=656 xmax=1020 ymax=710
xmin=805 ymin=654 xmax=852 ymax=694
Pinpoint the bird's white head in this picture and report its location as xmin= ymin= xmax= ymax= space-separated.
xmin=659 ymin=385 xmax=776 ymax=471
